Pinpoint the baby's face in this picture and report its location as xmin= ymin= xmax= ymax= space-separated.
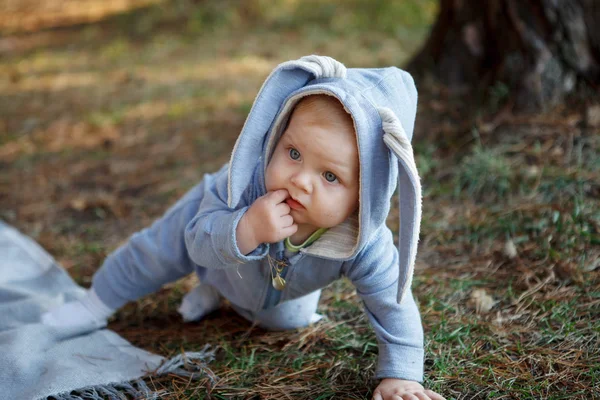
xmin=265 ymin=103 xmax=359 ymax=233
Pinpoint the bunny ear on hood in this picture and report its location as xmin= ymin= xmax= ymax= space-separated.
xmin=378 ymin=107 xmax=422 ymax=303
xmin=226 ymin=55 xmax=421 ymax=304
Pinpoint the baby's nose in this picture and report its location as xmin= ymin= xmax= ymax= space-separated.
xmin=291 ymin=172 xmax=312 ymax=193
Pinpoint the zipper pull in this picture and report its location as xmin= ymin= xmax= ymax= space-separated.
xmin=271 ymin=254 xmax=289 ymax=290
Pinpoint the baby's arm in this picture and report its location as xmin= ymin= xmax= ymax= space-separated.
xmin=184 ymin=185 xmax=295 ymax=267
xmin=343 ymin=228 xmax=445 ymax=400
xmin=182 ymin=168 xmax=286 ymax=266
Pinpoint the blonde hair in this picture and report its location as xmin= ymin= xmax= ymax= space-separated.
xmin=291 ymin=94 xmax=355 ymax=134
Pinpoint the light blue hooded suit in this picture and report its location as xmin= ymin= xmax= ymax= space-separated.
xmin=91 ymin=56 xmax=425 ymax=381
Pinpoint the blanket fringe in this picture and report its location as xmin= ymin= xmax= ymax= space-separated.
xmin=46 ymin=345 xmax=216 ymax=400
xmin=48 ymin=379 xmax=159 ymax=400
xmin=156 ymin=344 xmax=216 ymax=379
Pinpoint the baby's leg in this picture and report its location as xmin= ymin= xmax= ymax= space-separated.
xmin=92 ymin=181 xmax=207 ymax=310
xmin=232 ymin=290 xmax=323 ymax=331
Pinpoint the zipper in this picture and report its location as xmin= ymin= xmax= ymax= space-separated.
xmin=262 ymin=241 xmax=300 ymax=310
xmin=262 ymin=261 xmax=289 ymax=309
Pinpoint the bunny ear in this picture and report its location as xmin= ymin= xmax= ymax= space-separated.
xmin=284 ymin=55 xmax=347 ymax=79
xmin=227 ymin=56 xmax=346 ymax=208
xmin=378 ymin=107 xmax=422 ymax=304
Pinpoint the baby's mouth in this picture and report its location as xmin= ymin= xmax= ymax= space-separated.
xmin=285 ymin=197 xmax=305 ymax=210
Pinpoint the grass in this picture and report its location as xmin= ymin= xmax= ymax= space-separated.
xmin=1 ymin=0 xmax=599 ymax=399
xmin=454 ymin=144 xmax=513 ymax=200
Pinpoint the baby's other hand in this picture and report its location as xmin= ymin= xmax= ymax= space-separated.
xmin=372 ymin=378 xmax=446 ymax=400
xmin=245 ymin=189 xmax=298 ymax=244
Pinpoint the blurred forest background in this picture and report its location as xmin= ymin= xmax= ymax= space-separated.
xmin=0 ymin=1 xmax=598 ymax=399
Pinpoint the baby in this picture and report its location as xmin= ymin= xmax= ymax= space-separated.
xmin=42 ymin=56 xmax=444 ymax=400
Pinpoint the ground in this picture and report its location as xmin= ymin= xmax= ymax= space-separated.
xmin=0 ymin=1 xmax=598 ymax=399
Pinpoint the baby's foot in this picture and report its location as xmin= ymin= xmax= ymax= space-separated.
xmin=177 ymin=283 xmax=221 ymax=322
xmin=41 ymin=288 xmax=114 ymax=330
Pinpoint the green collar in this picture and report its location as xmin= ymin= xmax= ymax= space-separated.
xmin=284 ymin=228 xmax=328 ymax=253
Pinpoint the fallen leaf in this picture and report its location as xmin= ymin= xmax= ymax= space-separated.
xmin=70 ymin=197 xmax=88 ymax=211
xmin=586 ymin=104 xmax=600 ymax=127
xmin=583 ymin=257 xmax=600 ymax=272
xmin=66 ymin=192 xmax=129 ymax=218
xmin=524 ymin=165 xmax=540 ymax=178
xmin=554 ymin=262 xmax=584 ymax=284
xmin=469 ymin=289 xmax=496 ymax=314
xmin=504 ymin=239 xmax=518 ymax=259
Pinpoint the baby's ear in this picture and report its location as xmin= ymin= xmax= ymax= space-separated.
xmin=377 ymin=107 xmax=422 ymax=304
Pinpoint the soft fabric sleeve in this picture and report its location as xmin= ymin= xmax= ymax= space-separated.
xmin=342 ymin=227 xmax=424 ymax=382
xmin=183 ymin=165 xmax=269 ymax=268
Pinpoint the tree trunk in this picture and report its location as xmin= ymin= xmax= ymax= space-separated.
xmin=408 ymin=0 xmax=600 ymax=112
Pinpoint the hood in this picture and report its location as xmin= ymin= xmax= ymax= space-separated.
xmin=227 ymin=56 xmax=421 ymax=303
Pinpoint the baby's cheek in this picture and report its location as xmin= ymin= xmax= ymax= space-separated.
xmin=331 ymin=195 xmax=356 ymax=222
xmin=318 ymin=203 xmax=345 ymax=225
xmin=264 ymin=167 xmax=277 ymax=192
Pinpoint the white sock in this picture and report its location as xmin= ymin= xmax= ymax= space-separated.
xmin=81 ymin=288 xmax=115 ymax=320
xmin=310 ymin=313 xmax=324 ymax=324
xmin=177 ymin=284 xmax=221 ymax=322
xmin=41 ymin=288 xmax=115 ymax=329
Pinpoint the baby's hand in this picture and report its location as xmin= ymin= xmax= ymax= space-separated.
xmin=237 ymin=189 xmax=297 ymax=254
xmin=372 ymin=378 xmax=446 ymax=400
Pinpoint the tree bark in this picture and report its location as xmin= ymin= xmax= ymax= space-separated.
xmin=408 ymin=0 xmax=600 ymax=112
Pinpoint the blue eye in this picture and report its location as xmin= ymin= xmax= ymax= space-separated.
xmin=324 ymin=171 xmax=338 ymax=183
xmin=289 ymin=148 xmax=300 ymax=160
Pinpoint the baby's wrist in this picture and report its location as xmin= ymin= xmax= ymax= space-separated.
xmin=236 ymin=211 xmax=261 ymax=255
xmin=378 ymin=378 xmax=423 ymax=389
